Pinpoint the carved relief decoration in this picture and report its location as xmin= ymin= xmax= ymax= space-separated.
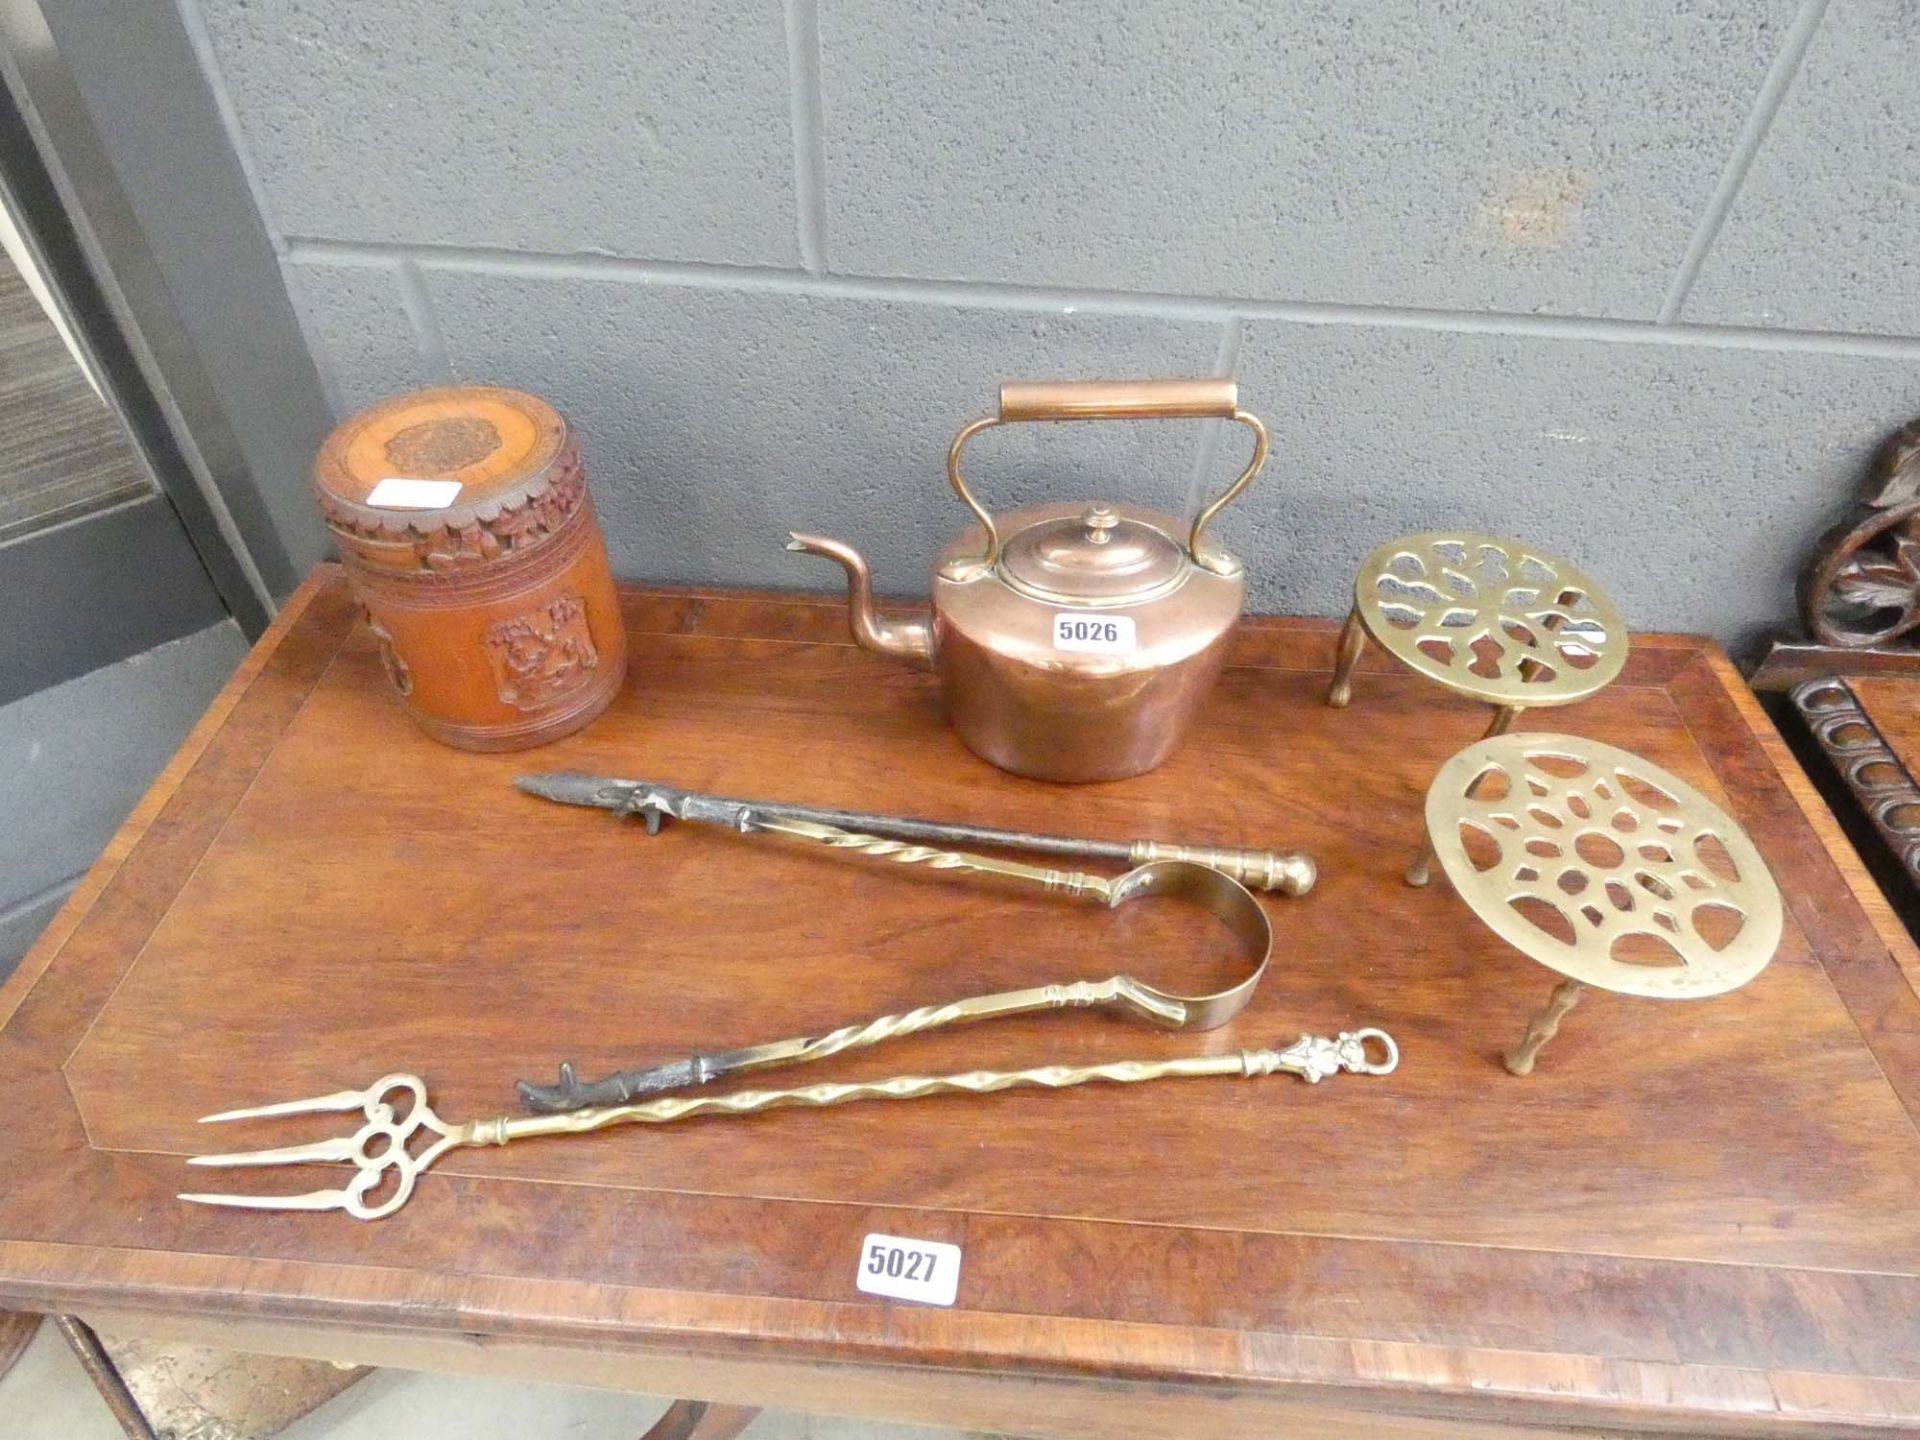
xmin=315 ymin=450 xmax=586 ymax=573
xmin=1802 ymin=419 xmax=1920 ymax=648
xmin=365 ymin=613 xmax=413 ymax=697
xmin=1789 ymin=678 xmax=1920 ymax=884
xmin=485 ymin=592 xmax=599 ymax=711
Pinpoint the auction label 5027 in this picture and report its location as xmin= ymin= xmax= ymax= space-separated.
xmin=856 ymin=1232 xmax=962 ymax=1306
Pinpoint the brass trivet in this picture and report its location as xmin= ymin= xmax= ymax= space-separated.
xmin=1330 ymin=531 xmax=1628 ymax=709
xmin=1424 ymin=733 xmax=1782 ymax=1075
xmin=1327 ymin=531 xmax=1629 ymax=883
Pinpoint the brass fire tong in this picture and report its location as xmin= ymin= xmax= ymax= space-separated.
xmin=515 ymin=772 xmax=1300 ymax=1112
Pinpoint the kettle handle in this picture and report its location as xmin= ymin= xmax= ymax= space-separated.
xmin=945 ymin=379 xmax=1269 ymax=576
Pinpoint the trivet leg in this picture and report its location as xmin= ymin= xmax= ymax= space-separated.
xmin=1326 ymin=605 xmax=1367 ymax=707
xmin=1407 ymin=704 xmax=1523 ymax=886
xmin=639 ymin=1398 xmax=762 ymax=1440
xmin=1403 ymin=845 xmax=1437 ymax=887
xmin=54 ymin=1316 xmax=157 ymax=1440
xmin=1483 ymin=704 xmax=1521 ymax=738
xmin=1504 ymin=979 xmax=1584 ymax=1076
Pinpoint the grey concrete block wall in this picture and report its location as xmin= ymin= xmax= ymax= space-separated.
xmin=1228 ymin=321 xmax=1920 ymax=633
xmin=280 ymin=261 xmax=441 ymax=417
xmin=180 ymin=0 xmax=1920 ymax=647
xmin=817 ymin=0 xmax=1799 ymax=315
xmin=421 ymin=271 xmax=1225 ymax=593
xmin=1684 ymin=0 xmax=1920 ymax=335
xmin=197 ymin=1 xmax=799 ymax=264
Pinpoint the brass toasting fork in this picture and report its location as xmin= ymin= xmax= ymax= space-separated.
xmin=180 ymin=1031 xmax=1397 ymax=1221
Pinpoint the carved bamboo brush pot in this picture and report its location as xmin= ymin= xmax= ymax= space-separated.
xmin=313 ymin=386 xmax=627 ymax=751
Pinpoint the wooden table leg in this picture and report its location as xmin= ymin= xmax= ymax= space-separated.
xmin=638 ymin=1398 xmax=762 ymax=1440
xmin=55 ymin=1316 xmax=158 ymax=1440
xmin=0 ymin=1309 xmax=39 ymax=1384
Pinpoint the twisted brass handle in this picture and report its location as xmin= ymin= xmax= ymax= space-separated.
xmin=519 ymin=976 xmax=1187 ymax=1112
xmin=751 ymin=816 xmax=1115 ymax=900
xmin=504 ymin=1034 xmax=1397 ymax=1140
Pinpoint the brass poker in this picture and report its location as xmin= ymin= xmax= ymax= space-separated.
xmin=516 ymin=773 xmax=1317 ymax=895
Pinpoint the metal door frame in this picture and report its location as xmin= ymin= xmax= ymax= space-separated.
xmin=1 ymin=0 xmax=339 ymax=690
xmin=0 ymin=74 xmax=243 ymax=700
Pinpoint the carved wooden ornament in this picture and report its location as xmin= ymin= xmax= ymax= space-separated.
xmin=1801 ymin=418 xmax=1920 ymax=648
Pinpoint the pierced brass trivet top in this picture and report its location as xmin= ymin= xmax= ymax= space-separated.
xmin=1331 ymin=531 xmax=1628 ymax=709
xmin=1424 ymin=733 xmax=1783 ymax=1074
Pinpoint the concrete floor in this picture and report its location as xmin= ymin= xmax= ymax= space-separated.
xmin=0 ymin=1319 xmax=994 ymax=1440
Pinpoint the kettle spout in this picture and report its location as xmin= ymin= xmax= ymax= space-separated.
xmin=785 ymin=533 xmax=934 ymax=668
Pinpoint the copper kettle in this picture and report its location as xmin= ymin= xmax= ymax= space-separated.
xmin=787 ymin=378 xmax=1269 ymax=783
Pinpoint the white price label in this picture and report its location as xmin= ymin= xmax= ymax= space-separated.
xmin=1052 ymin=612 xmax=1136 ymax=654
xmin=365 ymin=476 xmax=463 ymax=510
xmin=855 ymin=1233 xmax=961 ymax=1306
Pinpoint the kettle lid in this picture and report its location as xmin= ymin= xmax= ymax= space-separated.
xmin=998 ymin=503 xmax=1188 ymax=603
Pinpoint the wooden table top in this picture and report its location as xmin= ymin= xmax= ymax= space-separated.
xmin=4 ymin=567 xmax=1920 ymax=1438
